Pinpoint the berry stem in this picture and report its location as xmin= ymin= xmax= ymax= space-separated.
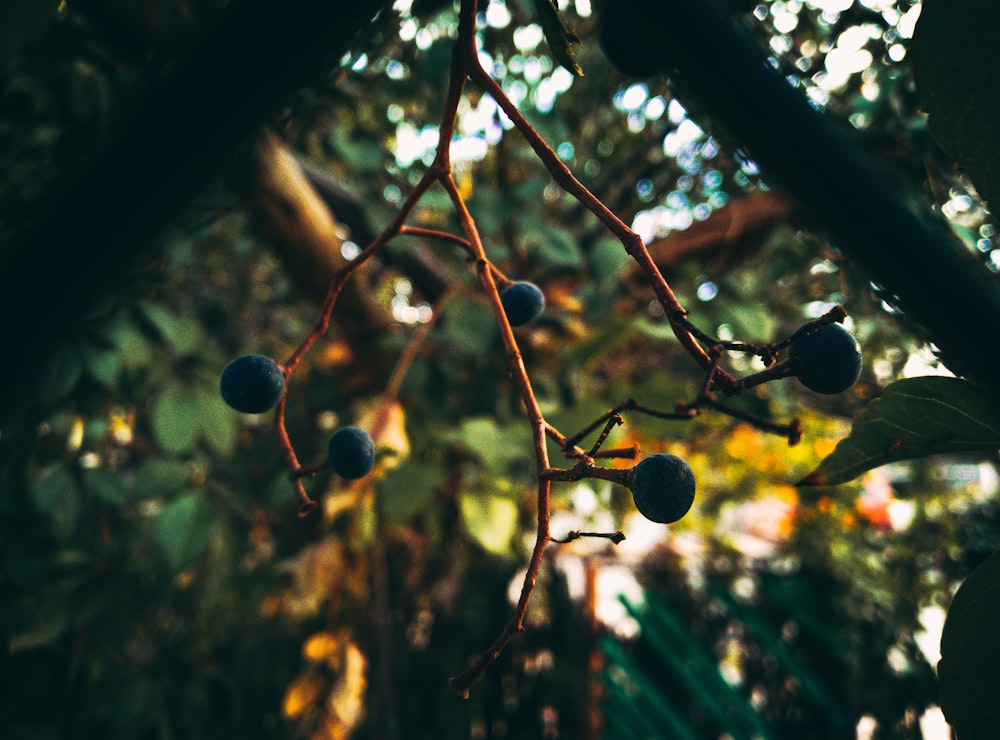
xmin=585 ymin=413 xmax=624 ymax=457
xmin=550 ymin=530 xmax=626 ymax=545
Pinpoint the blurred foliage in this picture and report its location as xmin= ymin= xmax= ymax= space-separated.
xmin=1 ymin=1 xmax=999 ymax=739
xmin=911 ymin=0 xmax=1000 ymax=213
xmin=937 ymin=549 xmax=1000 ymax=740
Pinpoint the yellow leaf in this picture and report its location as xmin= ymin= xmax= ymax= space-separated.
xmin=814 ymin=437 xmax=838 ymax=458
xmin=67 ymin=415 xmax=84 ymax=452
xmin=283 ymin=671 xmax=323 ymax=719
xmin=312 ymin=718 xmax=348 ymax=740
xmin=303 ymin=631 xmax=339 ymax=663
xmin=725 ymin=423 xmax=762 ymax=460
xmin=322 ymin=490 xmax=359 ymax=521
xmin=357 ymin=400 xmax=409 ymax=459
xmin=110 ymin=408 xmax=135 ymax=445
xmin=327 ymin=641 xmax=367 ymax=728
xmin=456 ymin=166 xmax=474 ymax=201
xmin=283 ymin=536 xmax=346 ymax=618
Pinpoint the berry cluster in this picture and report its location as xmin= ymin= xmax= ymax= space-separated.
xmin=220 ymin=354 xmax=376 ymax=481
xmin=215 ymin=279 xmax=547 ymax=499
xmin=612 ymin=319 xmax=862 ymax=525
xmin=208 ymin=0 xmax=868 ymax=695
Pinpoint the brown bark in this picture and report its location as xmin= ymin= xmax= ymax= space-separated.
xmin=647 ymin=190 xmax=795 ymax=267
xmin=0 ymin=0 xmax=394 ymax=420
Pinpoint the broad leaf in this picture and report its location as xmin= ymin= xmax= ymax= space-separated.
xmin=32 ymin=462 xmax=79 ymax=537
xmin=530 ymin=226 xmax=583 ymax=268
xmin=799 ymin=377 xmax=1000 ymax=486
xmin=81 ymin=467 xmax=126 ymax=505
xmin=938 ymin=549 xmax=1000 ymax=740
xmin=450 ymin=417 xmax=533 ymax=475
xmin=460 ymin=493 xmax=519 ymax=556
xmin=377 ymin=460 xmax=445 ymax=524
xmin=588 ymin=236 xmax=631 ymax=284
xmin=155 ymin=493 xmax=212 ymax=570
xmin=440 ymin=295 xmax=498 ymax=354
xmin=193 ymin=385 xmax=238 ymax=456
xmin=132 ymin=459 xmax=193 ymax=499
xmin=78 ymin=335 xmax=121 ymax=387
xmin=912 ymin=0 xmax=1000 ymax=209
xmin=9 ymin=612 xmax=69 ymax=652
xmin=34 ymin=340 xmax=83 ymax=403
xmin=152 ymin=381 xmax=200 ymax=454
xmin=137 ymin=301 xmax=203 ymax=355
xmin=533 ymin=0 xmax=583 ymax=76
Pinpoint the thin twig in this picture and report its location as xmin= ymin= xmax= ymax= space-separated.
xmin=465 ymin=56 xmax=742 ymax=390
xmin=586 ymin=413 xmax=624 ymax=457
xmin=550 ymin=530 xmax=626 ymax=545
xmin=398 ymin=225 xmax=473 ymax=252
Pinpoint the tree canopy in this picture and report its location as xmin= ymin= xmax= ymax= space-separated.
xmin=2 ymin=1 xmax=1000 ymax=738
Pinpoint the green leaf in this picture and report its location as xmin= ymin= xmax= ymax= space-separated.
xmin=460 ymin=493 xmax=519 ymax=556
xmin=799 ymin=377 xmax=1000 ymax=486
xmin=533 ymin=0 xmax=583 ymax=76
xmin=912 ymin=0 xmax=1000 ymax=209
xmin=138 ymin=302 xmax=203 ymax=355
xmin=330 ymin=130 xmax=385 ymax=171
xmin=81 ymin=467 xmax=126 ymax=505
xmin=193 ymin=385 xmax=238 ymax=456
xmin=78 ymin=314 xmax=122 ymax=350
xmin=727 ymin=304 xmax=777 ymax=344
xmin=588 ymin=236 xmax=630 ymax=283
xmin=377 ymin=460 xmax=446 ymax=525
xmin=34 ymin=340 xmax=83 ymax=403
xmin=132 ymin=459 xmax=192 ymax=499
xmin=152 ymin=381 xmax=200 ymax=454
xmin=32 ymin=463 xmax=79 ymax=537
xmin=450 ymin=417 xmax=533 ymax=475
xmin=78 ymin=338 xmax=121 ymax=387
xmin=9 ymin=612 xmax=70 ymax=652
xmin=530 ymin=226 xmax=583 ymax=269
xmin=440 ymin=296 xmax=498 ymax=354
xmin=113 ymin=320 xmax=153 ymax=370
xmin=155 ymin=493 xmax=212 ymax=570
xmin=938 ymin=549 xmax=1000 ymax=740
xmin=32 ymin=463 xmax=75 ymax=513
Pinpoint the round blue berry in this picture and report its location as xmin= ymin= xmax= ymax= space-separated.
xmin=790 ymin=322 xmax=862 ymax=395
xmin=629 ymin=453 xmax=696 ymax=524
xmin=500 ymin=281 xmax=545 ymax=327
xmin=327 ymin=426 xmax=376 ymax=479
xmin=220 ymin=354 xmax=285 ymax=414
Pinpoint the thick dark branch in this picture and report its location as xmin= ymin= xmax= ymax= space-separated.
xmin=0 ymin=0 xmax=393 ymax=422
xmin=650 ymin=0 xmax=1000 ymax=393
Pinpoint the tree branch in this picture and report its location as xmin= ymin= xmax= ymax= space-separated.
xmin=0 ymin=0 xmax=394 ymax=422
xmin=647 ymin=0 xmax=1000 ymax=392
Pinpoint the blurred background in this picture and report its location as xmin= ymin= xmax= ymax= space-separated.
xmin=1 ymin=1 xmax=997 ymax=738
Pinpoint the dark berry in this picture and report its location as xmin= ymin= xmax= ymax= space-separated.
xmin=500 ymin=281 xmax=545 ymax=327
xmin=629 ymin=453 xmax=696 ymax=524
xmin=598 ymin=0 xmax=670 ymax=78
xmin=790 ymin=322 xmax=862 ymax=395
xmin=219 ymin=354 xmax=285 ymax=413
xmin=326 ymin=426 xmax=376 ymax=479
